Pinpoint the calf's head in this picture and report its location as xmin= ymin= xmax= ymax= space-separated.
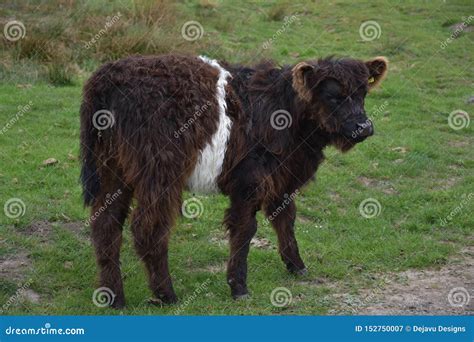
xmin=292 ymin=56 xmax=388 ymax=151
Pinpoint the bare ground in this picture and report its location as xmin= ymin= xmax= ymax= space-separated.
xmin=327 ymin=245 xmax=474 ymax=315
xmin=1 ymin=220 xmax=88 ymax=308
xmin=0 ymin=251 xmax=31 ymax=283
xmin=23 ymin=220 xmax=88 ymax=241
xmin=0 ymin=251 xmax=41 ymax=307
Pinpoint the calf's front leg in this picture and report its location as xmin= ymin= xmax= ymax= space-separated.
xmin=225 ymin=200 xmax=258 ymax=299
xmin=265 ymin=200 xmax=306 ymax=275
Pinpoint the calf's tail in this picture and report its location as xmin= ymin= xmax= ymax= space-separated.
xmin=79 ymin=88 xmax=101 ymax=207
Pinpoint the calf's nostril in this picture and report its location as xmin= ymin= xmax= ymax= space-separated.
xmin=356 ymin=121 xmax=374 ymax=137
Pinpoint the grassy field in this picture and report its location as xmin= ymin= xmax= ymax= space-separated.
xmin=0 ymin=0 xmax=473 ymax=315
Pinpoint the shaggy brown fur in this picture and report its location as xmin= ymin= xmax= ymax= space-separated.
xmin=80 ymin=54 xmax=388 ymax=306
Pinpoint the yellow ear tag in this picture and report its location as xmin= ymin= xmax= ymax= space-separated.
xmin=368 ymin=77 xmax=375 ymax=84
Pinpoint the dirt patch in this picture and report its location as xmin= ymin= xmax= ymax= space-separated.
xmin=0 ymin=251 xmax=31 ymax=283
xmin=432 ymin=177 xmax=461 ymax=191
xmin=329 ymin=191 xmax=341 ymax=202
xmin=63 ymin=221 xmax=88 ymax=237
xmin=297 ymin=214 xmax=313 ymax=224
xmin=449 ymin=23 xmax=474 ymax=34
xmin=204 ymin=263 xmax=226 ymax=274
xmin=298 ymin=277 xmax=328 ymax=286
xmin=23 ymin=220 xmax=88 ymax=241
xmin=0 ymin=251 xmax=42 ymax=310
xmin=23 ymin=221 xmax=52 ymax=242
xmin=209 ymin=231 xmax=229 ymax=247
xmin=209 ymin=232 xmax=274 ymax=250
xmin=391 ymin=146 xmax=408 ymax=154
xmin=328 ymin=245 xmax=474 ymax=315
xmin=448 ymin=164 xmax=462 ymax=171
xmin=357 ymin=176 xmax=398 ymax=195
xmin=448 ymin=140 xmax=470 ymax=148
xmin=251 ymin=237 xmax=273 ymax=249
xmin=18 ymin=289 xmax=41 ymax=304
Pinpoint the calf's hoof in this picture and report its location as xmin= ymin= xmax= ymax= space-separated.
xmin=294 ymin=268 xmax=308 ymax=276
xmin=150 ymin=292 xmax=178 ymax=305
xmin=287 ymin=264 xmax=308 ymax=276
xmin=110 ymin=296 xmax=125 ymax=309
xmin=147 ymin=298 xmax=165 ymax=306
xmin=233 ymin=293 xmax=250 ymax=301
xmin=147 ymin=296 xmax=178 ymax=306
xmin=228 ymin=278 xmax=249 ymax=300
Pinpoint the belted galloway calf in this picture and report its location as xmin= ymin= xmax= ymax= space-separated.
xmin=80 ymin=54 xmax=388 ymax=307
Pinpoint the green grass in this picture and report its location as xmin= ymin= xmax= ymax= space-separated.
xmin=0 ymin=0 xmax=473 ymax=315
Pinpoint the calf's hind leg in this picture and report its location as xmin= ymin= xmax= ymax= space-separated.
xmin=90 ymin=176 xmax=132 ymax=309
xmin=131 ymin=185 xmax=182 ymax=304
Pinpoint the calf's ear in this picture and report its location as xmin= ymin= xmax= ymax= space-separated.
xmin=292 ymin=62 xmax=315 ymax=102
xmin=366 ymin=56 xmax=388 ymax=90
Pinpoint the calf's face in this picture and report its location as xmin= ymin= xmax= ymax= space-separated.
xmin=292 ymin=57 xmax=388 ymax=151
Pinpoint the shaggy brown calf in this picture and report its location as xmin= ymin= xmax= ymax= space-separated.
xmin=80 ymin=54 xmax=388 ymax=307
